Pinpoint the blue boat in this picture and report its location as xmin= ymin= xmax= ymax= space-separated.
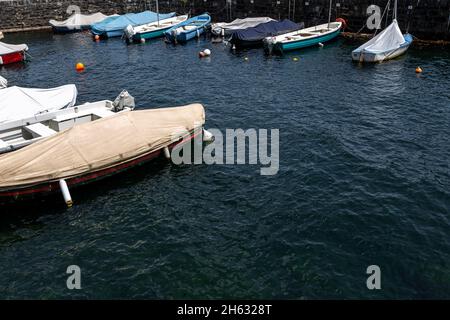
xmin=91 ymin=11 xmax=176 ymax=38
xmin=263 ymin=21 xmax=342 ymax=54
xmin=164 ymin=14 xmax=211 ymax=43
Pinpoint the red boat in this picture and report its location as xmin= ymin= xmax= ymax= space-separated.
xmin=0 ymin=41 xmax=28 ymax=65
xmin=0 ymin=104 xmax=206 ymax=205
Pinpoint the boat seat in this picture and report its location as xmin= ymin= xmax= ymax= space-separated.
xmin=24 ymin=123 xmax=57 ymax=138
xmin=92 ymin=109 xmax=115 ymax=118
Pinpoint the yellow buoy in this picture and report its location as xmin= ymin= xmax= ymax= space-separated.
xmin=75 ymin=62 xmax=85 ymax=72
xmin=293 ymin=57 xmax=299 ymax=61
xmin=415 ymin=66 xmax=423 ymax=73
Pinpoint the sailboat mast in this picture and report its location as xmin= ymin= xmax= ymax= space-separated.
xmin=328 ymin=0 xmax=332 ymax=29
xmin=156 ymin=0 xmax=160 ymax=26
xmin=394 ymin=0 xmax=397 ymax=20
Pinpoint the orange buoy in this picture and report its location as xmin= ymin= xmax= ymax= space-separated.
xmin=415 ymin=66 xmax=423 ymax=73
xmin=94 ymin=35 xmax=100 ymax=41
xmin=76 ymin=62 xmax=85 ymax=72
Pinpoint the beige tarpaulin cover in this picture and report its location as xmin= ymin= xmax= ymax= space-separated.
xmin=0 ymin=103 xmax=205 ymax=189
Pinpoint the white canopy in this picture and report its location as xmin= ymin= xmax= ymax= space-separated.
xmin=0 ymin=42 xmax=28 ymax=55
xmin=0 ymin=84 xmax=77 ymax=123
xmin=212 ymin=17 xmax=275 ymax=35
xmin=354 ymin=20 xmax=405 ymax=54
xmin=0 ymin=76 xmax=7 ymax=89
xmin=49 ymin=12 xmax=112 ymax=28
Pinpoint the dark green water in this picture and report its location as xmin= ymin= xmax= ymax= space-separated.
xmin=0 ymin=31 xmax=449 ymax=299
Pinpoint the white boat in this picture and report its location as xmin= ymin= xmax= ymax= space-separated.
xmin=49 ymin=12 xmax=115 ymax=33
xmin=0 ymin=90 xmax=135 ymax=154
xmin=0 ymin=84 xmax=78 ymax=124
xmin=211 ymin=17 xmax=275 ymax=37
xmin=352 ymin=0 xmax=413 ymax=63
xmin=124 ymin=15 xmax=189 ymax=43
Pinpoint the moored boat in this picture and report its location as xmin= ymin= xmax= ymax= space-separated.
xmin=211 ymin=17 xmax=275 ymax=37
xmin=264 ymin=21 xmax=342 ymax=54
xmin=229 ymin=19 xmax=302 ymax=49
xmin=49 ymin=12 xmax=115 ymax=33
xmin=124 ymin=15 xmax=189 ymax=43
xmin=164 ymin=13 xmax=211 ymax=43
xmin=0 ymin=90 xmax=134 ymax=154
xmin=91 ymin=10 xmax=176 ymax=38
xmin=0 ymin=41 xmax=28 ymax=65
xmin=0 ymin=104 xmax=206 ymax=205
xmin=351 ymin=0 xmax=412 ymax=63
xmin=0 ymin=84 xmax=77 ymax=123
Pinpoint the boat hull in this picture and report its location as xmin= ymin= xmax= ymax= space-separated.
xmin=352 ymin=34 xmax=413 ymax=63
xmin=51 ymin=25 xmax=91 ymax=34
xmin=0 ymin=129 xmax=200 ymax=204
xmin=274 ymin=28 xmax=341 ymax=52
xmin=164 ymin=14 xmax=211 ymax=43
xmin=0 ymin=51 xmax=26 ymax=65
xmin=134 ymin=28 xmax=167 ymax=41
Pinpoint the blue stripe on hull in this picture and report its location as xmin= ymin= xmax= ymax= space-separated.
xmin=277 ymin=29 xmax=341 ymax=52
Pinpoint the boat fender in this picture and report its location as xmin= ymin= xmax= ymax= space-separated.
xmin=203 ymin=129 xmax=214 ymax=142
xmin=59 ymin=179 xmax=73 ymax=208
xmin=336 ymin=18 xmax=348 ymax=30
xmin=196 ymin=29 xmax=200 ymax=38
xmin=163 ymin=147 xmax=171 ymax=159
xmin=199 ymin=48 xmax=211 ymax=58
xmin=318 ymin=42 xmax=324 ymax=47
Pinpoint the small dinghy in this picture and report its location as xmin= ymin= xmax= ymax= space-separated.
xmin=49 ymin=12 xmax=115 ymax=33
xmin=164 ymin=13 xmax=211 ymax=43
xmin=211 ymin=17 xmax=275 ymax=37
xmin=352 ymin=0 xmax=412 ymax=63
xmin=0 ymin=103 xmax=206 ymax=205
xmin=0 ymin=84 xmax=77 ymax=123
xmin=0 ymin=41 xmax=28 ymax=65
xmin=124 ymin=15 xmax=188 ymax=43
xmin=91 ymin=11 xmax=176 ymax=38
xmin=229 ymin=19 xmax=302 ymax=49
xmin=0 ymin=90 xmax=134 ymax=154
xmin=264 ymin=21 xmax=342 ymax=54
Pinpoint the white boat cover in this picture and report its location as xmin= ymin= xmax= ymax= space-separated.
xmin=212 ymin=17 xmax=275 ymax=35
xmin=0 ymin=76 xmax=7 ymax=89
xmin=354 ymin=20 xmax=405 ymax=54
xmin=0 ymin=84 xmax=77 ymax=123
xmin=0 ymin=41 xmax=28 ymax=55
xmin=49 ymin=12 xmax=113 ymax=29
xmin=0 ymin=104 xmax=205 ymax=188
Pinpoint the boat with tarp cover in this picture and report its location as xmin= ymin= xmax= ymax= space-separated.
xmin=229 ymin=19 xmax=303 ymax=48
xmin=91 ymin=11 xmax=176 ymax=38
xmin=0 ymin=104 xmax=207 ymax=205
xmin=49 ymin=12 xmax=117 ymax=33
xmin=0 ymin=41 xmax=28 ymax=65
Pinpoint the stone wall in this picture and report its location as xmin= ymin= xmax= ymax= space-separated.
xmin=0 ymin=0 xmax=449 ymax=40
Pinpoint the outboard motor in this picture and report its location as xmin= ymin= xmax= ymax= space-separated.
xmin=113 ymin=90 xmax=135 ymax=111
xmin=124 ymin=24 xmax=135 ymax=44
xmin=0 ymin=76 xmax=7 ymax=89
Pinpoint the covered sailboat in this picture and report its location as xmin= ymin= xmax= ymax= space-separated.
xmin=0 ymin=104 xmax=206 ymax=204
xmin=0 ymin=84 xmax=77 ymax=123
xmin=0 ymin=41 xmax=28 ymax=65
xmin=352 ymin=0 xmax=412 ymax=63
xmin=229 ymin=19 xmax=302 ymax=48
xmin=49 ymin=12 xmax=116 ymax=33
xmin=352 ymin=19 xmax=412 ymax=63
xmin=91 ymin=11 xmax=176 ymax=38
xmin=211 ymin=17 xmax=275 ymax=37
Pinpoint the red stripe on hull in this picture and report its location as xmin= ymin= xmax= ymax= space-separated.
xmin=0 ymin=51 xmax=25 ymax=65
xmin=0 ymin=130 xmax=200 ymax=202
